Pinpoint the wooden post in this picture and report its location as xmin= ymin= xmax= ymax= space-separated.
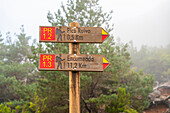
xmin=69 ymin=22 xmax=80 ymax=113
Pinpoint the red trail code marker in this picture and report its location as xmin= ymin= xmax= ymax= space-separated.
xmin=40 ymin=27 xmax=55 ymax=41
xmin=40 ymin=54 xmax=55 ymax=69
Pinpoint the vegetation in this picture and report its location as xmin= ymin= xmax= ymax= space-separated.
xmin=0 ymin=93 xmax=46 ymax=113
xmin=0 ymin=26 xmax=37 ymax=105
xmin=128 ymin=41 xmax=170 ymax=83
xmin=29 ymin=0 xmax=154 ymax=112
xmin=105 ymin=87 xmax=138 ymax=113
xmin=0 ymin=0 xmax=169 ymax=112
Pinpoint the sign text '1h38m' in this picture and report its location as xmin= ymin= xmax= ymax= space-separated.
xmin=39 ymin=26 xmax=109 ymax=43
xmin=39 ymin=54 xmax=110 ymax=72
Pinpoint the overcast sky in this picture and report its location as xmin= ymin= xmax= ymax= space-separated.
xmin=0 ymin=0 xmax=170 ymax=48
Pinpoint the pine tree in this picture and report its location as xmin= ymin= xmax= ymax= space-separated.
xmin=29 ymin=0 xmax=154 ymax=112
xmin=120 ymin=70 xmax=154 ymax=112
xmin=105 ymin=87 xmax=138 ymax=113
xmin=0 ymin=26 xmax=37 ymax=105
xmin=30 ymin=0 xmax=115 ymax=112
xmin=128 ymin=41 xmax=170 ymax=83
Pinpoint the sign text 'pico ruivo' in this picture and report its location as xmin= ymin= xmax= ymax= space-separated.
xmin=39 ymin=26 xmax=109 ymax=43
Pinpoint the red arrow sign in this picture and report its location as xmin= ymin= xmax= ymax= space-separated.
xmin=39 ymin=54 xmax=110 ymax=72
xmin=39 ymin=26 xmax=109 ymax=43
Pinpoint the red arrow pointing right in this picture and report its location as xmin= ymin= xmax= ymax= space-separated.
xmin=102 ymin=28 xmax=109 ymax=42
xmin=103 ymin=56 xmax=110 ymax=70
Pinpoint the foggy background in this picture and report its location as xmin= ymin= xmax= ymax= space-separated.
xmin=0 ymin=0 xmax=170 ymax=48
xmin=0 ymin=1 xmax=169 ymax=112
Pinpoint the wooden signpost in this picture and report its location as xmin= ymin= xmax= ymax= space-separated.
xmin=39 ymin=26 xmax=109 ymax=43
xmin=39 ymin=22 xmax=110 ymax=113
